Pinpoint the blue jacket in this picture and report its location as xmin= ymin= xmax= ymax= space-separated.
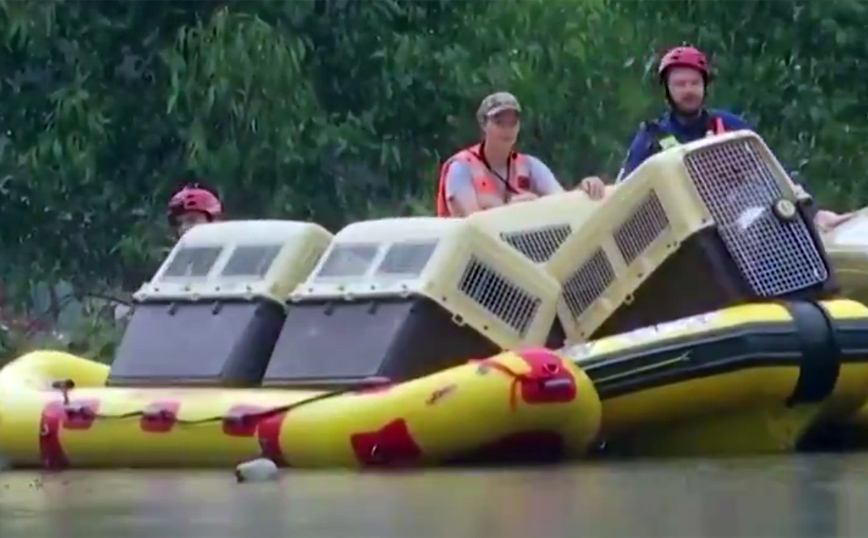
xmin=616 ymin=109 xmax=811 ymax=195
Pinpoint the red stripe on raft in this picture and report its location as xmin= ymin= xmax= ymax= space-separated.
xmin=350 ymin=418 xmax=422 ymax=467
xmin=140 ymin=401 xmax=181 ymax=433
xmin=513 ymin=348 xmax=577 ymax=405
xmin=256 ymin=411 xmax=289 ymax=467
xmin=38 ymin=398 xmax=101 ymax=470
xmin=39 ymin=401 xmax=69 ymax=470
xmin=223 ymin=405 xmax=291 ymax=466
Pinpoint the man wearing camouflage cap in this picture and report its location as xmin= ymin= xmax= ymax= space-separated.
xmin=436 ymin=91 xmax=606 ymax=217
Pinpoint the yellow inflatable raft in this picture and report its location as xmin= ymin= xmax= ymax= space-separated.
xmin=3 ymin=130 xmax=859 ymax=467
xmin=0 ymin=348 xmax=601 ymax=469
xmin=563 ymin=299 xmax=868 ymax=457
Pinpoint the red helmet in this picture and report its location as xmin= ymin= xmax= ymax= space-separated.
xmin=167 ymin=185 xmax=223 ymax=225
xmin=658 ymin=46 xmax=711 ymax=83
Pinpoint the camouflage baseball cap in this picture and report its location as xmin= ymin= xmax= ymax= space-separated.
xmin=477 ymin=91 xmax=521 ymax=121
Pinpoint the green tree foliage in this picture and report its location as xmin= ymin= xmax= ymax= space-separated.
xmin=1 ymin=0 xmax=866 ymax=361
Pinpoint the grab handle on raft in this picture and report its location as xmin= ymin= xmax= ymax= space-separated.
xmin=50 ymin=379 xmax=76 ymax=406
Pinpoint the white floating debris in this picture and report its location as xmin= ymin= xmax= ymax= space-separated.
xmin=235 ymin=457 xmax=279 ymax=483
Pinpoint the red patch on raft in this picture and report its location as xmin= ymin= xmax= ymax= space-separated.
xmin=39 ymin=401 xmax=69 ymax=470
xmin=513 ymin=348 xmax=577 ymax=405
xmin=61 ymin=398 xmax=101 ymax=430
xmin=140 ymin=401 xmax=181 ymax=433
xmin=223 ymin=404 xmax=289 ymax=466
xmin=38 ymin=398 xmax=101 ymax=470
xmin=350 ymin=418 xmax=422 ymax=467
xmin=223 ymin=405 xmax=266 ymax=437
xmin=256 ymin=411 xmax=288 ymax=467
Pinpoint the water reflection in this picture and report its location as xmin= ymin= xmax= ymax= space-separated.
xmin=0 ymin=454 xmax=867 ymax=537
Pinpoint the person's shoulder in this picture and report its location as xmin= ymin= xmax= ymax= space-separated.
xmin=634 ymin=113 xmax=669 ymax=137
xmin=518 ymin=154 xmax=553 ymax=175
xmin=520 ymin=153 xmax=547 ymax=166
xmin=442 ymin=146 xmax=477 ymax=171
xmin=521 ymin=154 xmax=559 ymax=174
xmin=443 ymin=158 xmax=472 ymax=177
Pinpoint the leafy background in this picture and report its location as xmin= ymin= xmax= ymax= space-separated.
xmin=1 ymin=0 xmax=865 ymax=363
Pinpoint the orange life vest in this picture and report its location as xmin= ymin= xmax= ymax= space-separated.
xmin=436 ymin=144 xmax=532 ymax=217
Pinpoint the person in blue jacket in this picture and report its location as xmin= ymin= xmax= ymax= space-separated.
xmin=616 ymin=45 xmax=852 ymax=232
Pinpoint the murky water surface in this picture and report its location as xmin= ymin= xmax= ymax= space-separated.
xmin=2 ymin=454 xmax=868 ymax=537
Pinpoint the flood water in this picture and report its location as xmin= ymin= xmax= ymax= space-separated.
xmin=1 ymin=454 xmax=868 ymax=537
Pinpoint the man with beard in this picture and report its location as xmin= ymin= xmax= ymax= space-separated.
xmin=616 ymin=45 xmax=851 ymax=232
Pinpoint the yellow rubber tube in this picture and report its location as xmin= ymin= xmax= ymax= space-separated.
xmin=0 ymin=348 xmax=601 ymax=469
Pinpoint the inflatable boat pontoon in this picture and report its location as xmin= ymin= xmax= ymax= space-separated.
xmin=3 ymin=130 xmax=868 ymax=468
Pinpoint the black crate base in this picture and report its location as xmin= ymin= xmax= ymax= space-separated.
xmin=107 ymin=299 xmax=285 ymax=387
xmin=262 ymin=295 xmax=502 ymax=388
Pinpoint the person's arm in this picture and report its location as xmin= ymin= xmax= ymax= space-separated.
xmin=616 ymin=128 xmax=653 ymax=182
xmin=525 ymin=155 xmax=566 ymax=196
xmin=444 ymin=160 xmax=482 ymax=217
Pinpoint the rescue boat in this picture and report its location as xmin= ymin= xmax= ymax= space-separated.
xmin=0 ymin=348 xmax=600 ymax=469
xmin=0 ymin=130 xmax=860 ymax=468
xmin=561 ymin=299 xmax=868 ymax=457
xmin=0 ymin=217 xmax=603 ymax=469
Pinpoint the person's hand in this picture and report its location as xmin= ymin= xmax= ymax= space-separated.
xmin=814 ymin=209 xmax=855 ymax=233
xmin=576 ymin=176 xmax=607 ymax=200
xmin=510 ymin=190 xmax=539 ymax=203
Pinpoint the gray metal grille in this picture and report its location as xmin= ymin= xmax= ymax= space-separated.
xmin=613 ymin=190 xmax=670 ymax=264
xmin=684 ymin=138 xmax=828 ymax=297
xmin=562 ymin=248 xmax=615 ymax=320
xmin=500 ymin=224 xmax=572 ymax=263
xmin=457 ymin=255 xmax=541 ymax=336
